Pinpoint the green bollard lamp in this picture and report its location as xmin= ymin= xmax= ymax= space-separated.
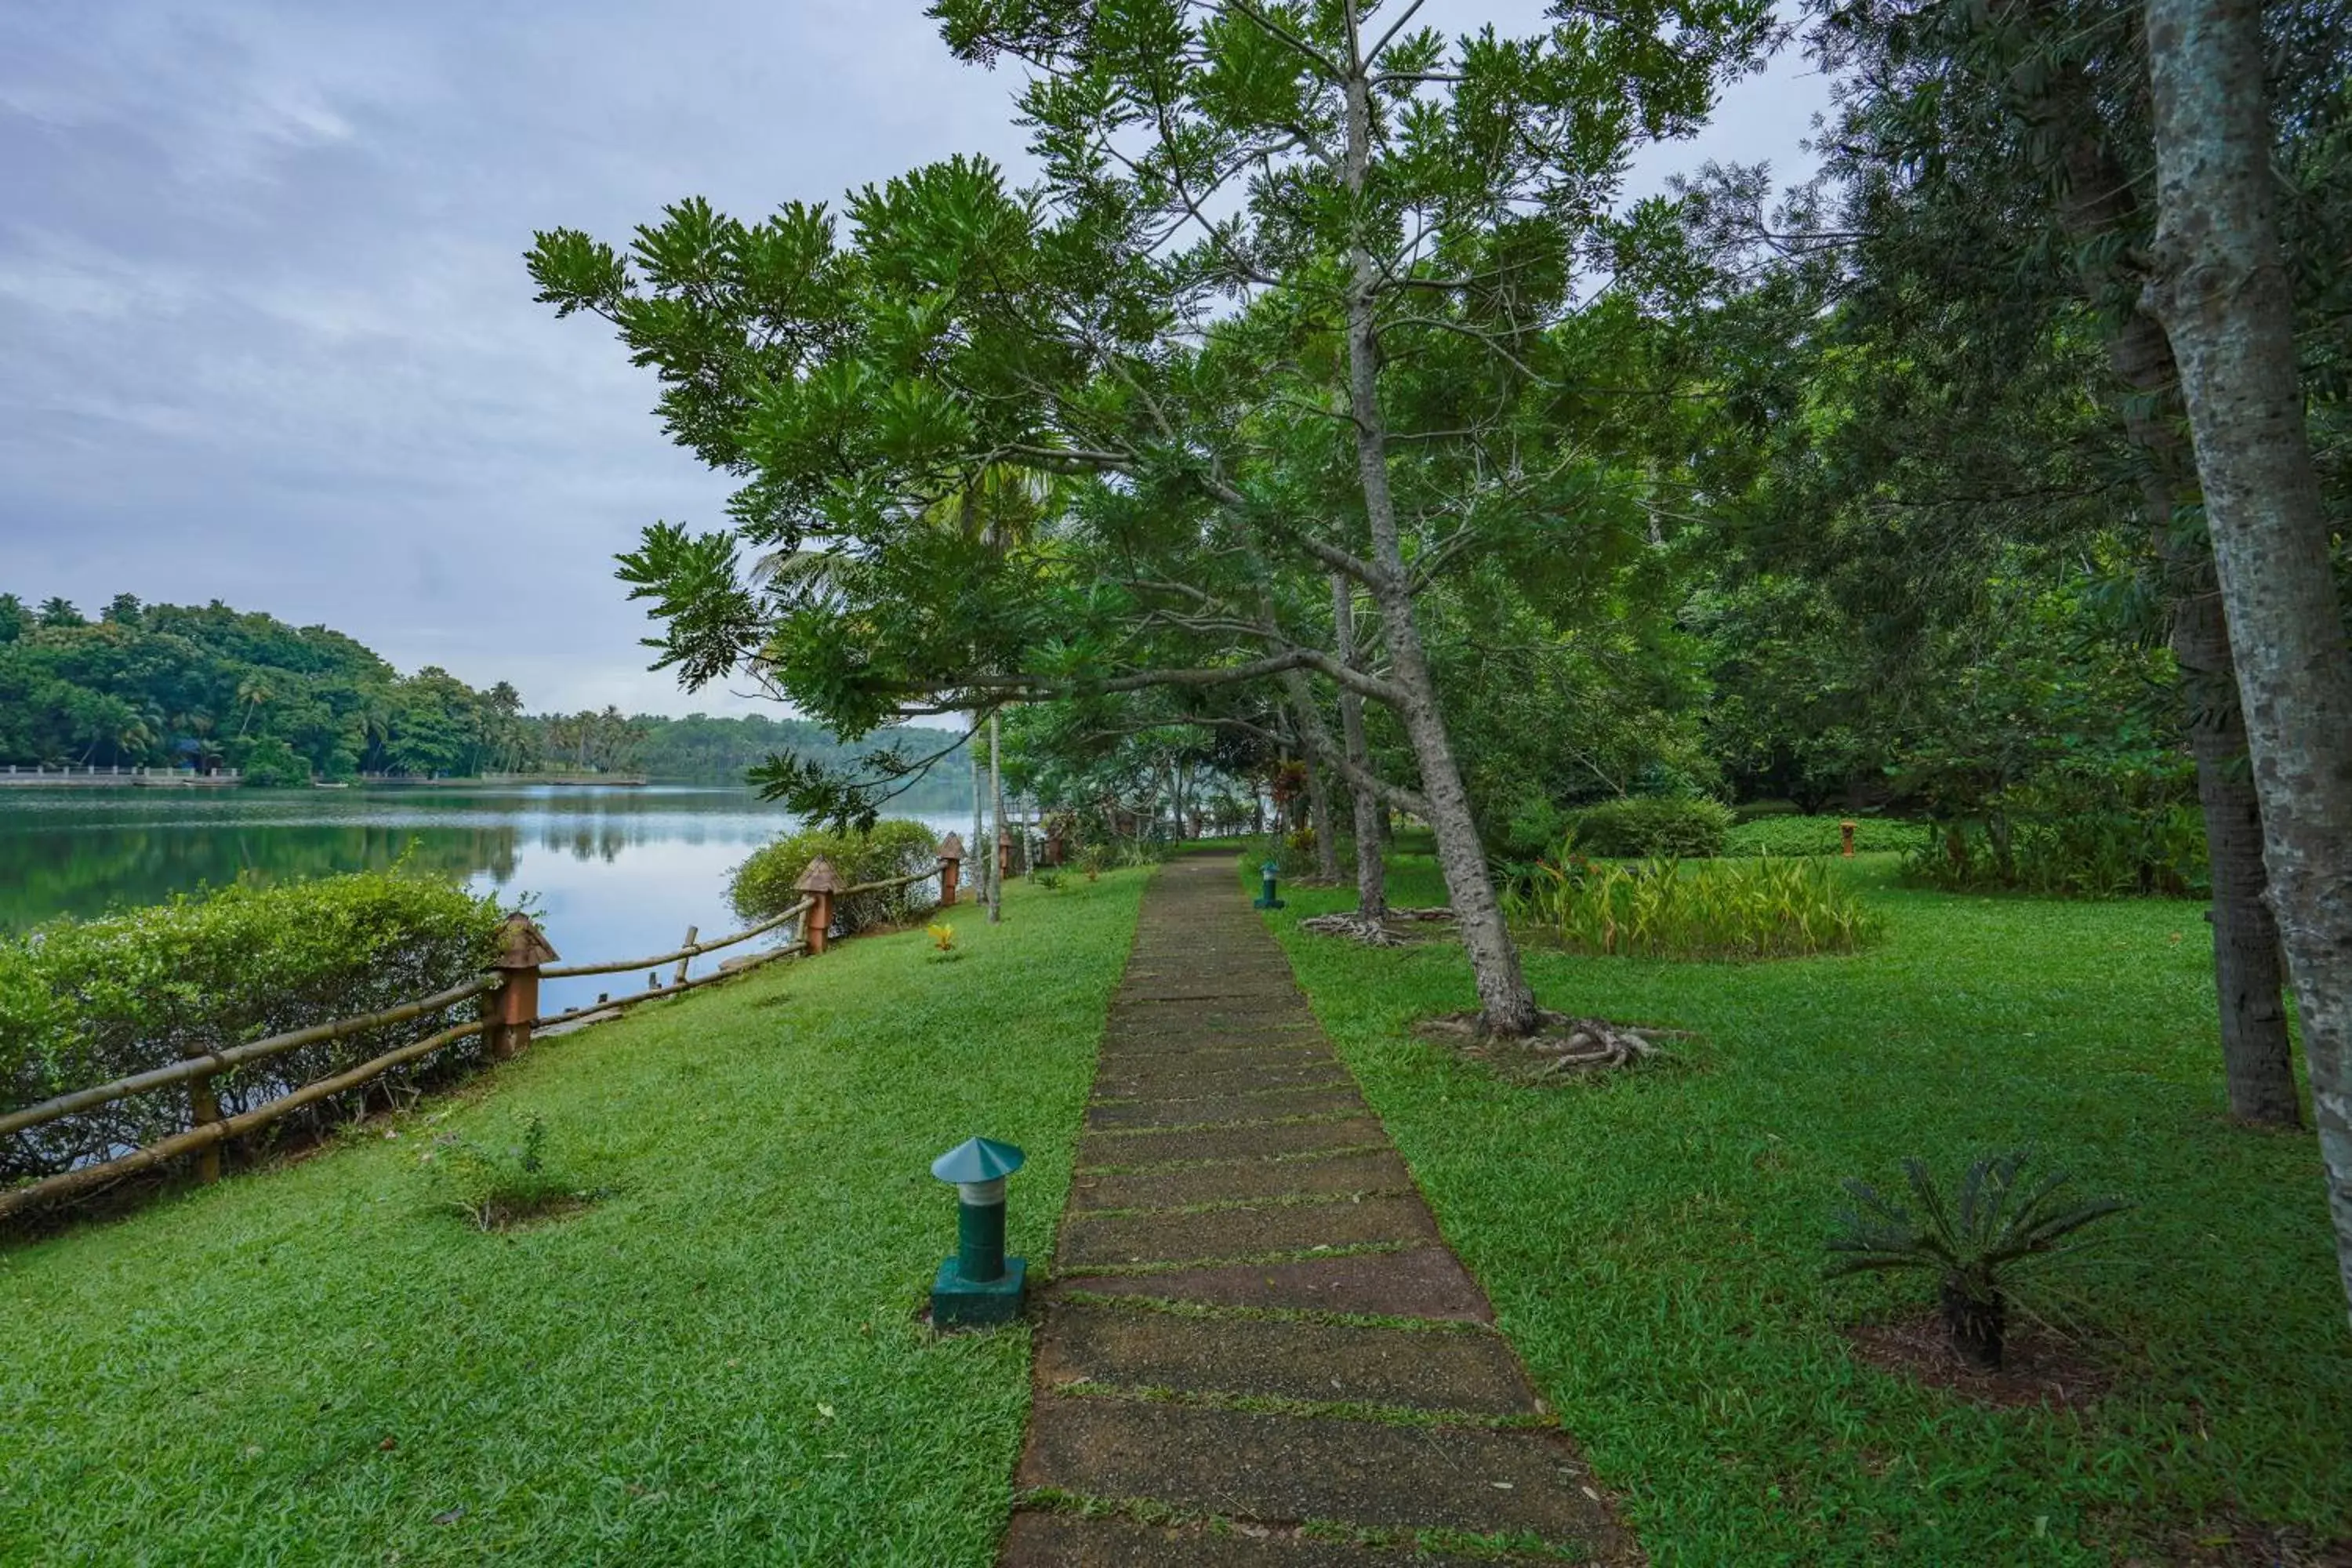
xmin=1253 ymin=858 xmax=1286 ymax=910
xmin=929 ymin=1136 xmax=1027 ymax=1329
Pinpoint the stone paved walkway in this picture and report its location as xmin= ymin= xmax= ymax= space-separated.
xmin=999 ymin=852 xmax=1632 ymax=1566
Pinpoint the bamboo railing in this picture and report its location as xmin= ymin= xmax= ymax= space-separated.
xmin=1 ymin=853 xmax=959 ymax=1225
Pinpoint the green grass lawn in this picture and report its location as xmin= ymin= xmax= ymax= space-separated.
xmin=1264 ymin=852 xmax=2350 ymax=1566
xmin=0 ymin=871 xmax=1147 ymax=1567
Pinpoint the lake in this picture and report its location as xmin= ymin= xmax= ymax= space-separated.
xmin=0 ymin=785 xmax=967 ymax=1015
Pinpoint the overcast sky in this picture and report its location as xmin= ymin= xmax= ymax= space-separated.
xmin=0 ymin=1 xmax=1828 ymax=717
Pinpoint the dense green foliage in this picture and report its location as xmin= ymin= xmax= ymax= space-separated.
xmin=1266 ymin=852 xmax=2350 ymax=1562
xmin=1725 ymin=816 xmax=1923 ymax=857
xmin=0 ymin=593 xmax=528 ymax=781
xmin=1505 ymin=854 xmax=1882 ymax=960
xmin=1 ymin=869 xmax=503 ymax=1183
xmin=0 ymin=590 xmax=973 ymax=796
xmin=726 ymin=821 xmax=941 ymax=935
xmin=636 ymin=713 xmax=971 ymax=802
xmin=0 ymin=871 xmax=1146 ymax=1564
xmin=1903 ymin=788 xmax=2210 ymax=899
xmin=1566 ymin=797 xmax=1737 ymax=861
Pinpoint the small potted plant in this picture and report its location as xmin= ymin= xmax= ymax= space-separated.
xmin=1824 ymin=1150 xmax=2129 ymax=1371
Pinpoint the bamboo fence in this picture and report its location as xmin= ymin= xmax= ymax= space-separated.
xmin=0 ymin=861 xmax=949 ymax=1225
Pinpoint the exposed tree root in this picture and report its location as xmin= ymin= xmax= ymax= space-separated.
xmin=1414 ymin=1008 xmax=1685 ymax=1083
xmin=1298 ymin=907 xmax=1459 ymax=947
xmin=1298 ymin=913 xmax=1410 ymax=946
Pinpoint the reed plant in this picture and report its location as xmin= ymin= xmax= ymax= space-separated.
xmin=1504 ymin=850 xmax=1882 ymax=960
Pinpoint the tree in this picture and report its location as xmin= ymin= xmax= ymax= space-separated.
xmin=532 ymin=0 xmax=1777 ymax=1033
xmin=0 ymin=594 xmax=24 ymax=644
xmin=102 ymin=593 xmax=143 ymax=626
xmin=2141 ymin=0 xmax=2352 ymax=1321
xmin=37 ymin=597 xmax=83 ymax=630
xmin=233 ymin=674 xmax=274 ymax=738
xmin=1702 ymin=0 xmax=2336 ymax=1123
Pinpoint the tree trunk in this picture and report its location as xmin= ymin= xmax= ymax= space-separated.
xmin=2047 ymin=125 xmax=2299 ymax=1126
xmin=1341 ymin=49 xmax=1537 ymax=1035
xmin=2144 ymin=0 xmax=2352 ymax=1320
xmin=1305 ymin=742 xmax=1340 ymax=882
xmin=970 ymin=716 xmax=986 ymax=908
xmin=2177 ymin=575 xmax=2301 ymax=1125
xmin=1333 ymin=574 xmax=1388 ymax=921
xmin=988 ymin=713 xmax=1004 ymax=924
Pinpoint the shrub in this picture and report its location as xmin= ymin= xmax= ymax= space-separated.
xmin=2 ymin=868 xmax=503 ymax=1184
xmin=1726 ymin=815 xmax=1925 ymax=858
xmin=1492 ymin=793 xmax=1577 ymax=866
xmin=1568 ymin=796 xmax=1735 ymax=859
xmin=1825 ymin=1151 xmax=2131 ymax=1370
xmin=427 ymin=1112 xmax=597 ymax=1230
xmin=239 ymin=736 xmax=310 ymax=788
xmin=727 ymin=819 xmax=939 ymax=935
xmin=1902 ymin=804 xmax=2208 ymax=898
xmin=1732 ymin=798 xmax=1803 ymax=823
xmin=1112 ymin=837 xmax=1168 ymax=869
xmin=1504 ymin=854 xmax=1881 ymax=960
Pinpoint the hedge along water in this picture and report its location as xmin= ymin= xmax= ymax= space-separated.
xmin=0 ymin=869 xmax=505 ymax=1187
xmin=2 ymin=839 xmax=956 ymax=1221
xmin=0 ymin=782 xmax=970 ymax=1016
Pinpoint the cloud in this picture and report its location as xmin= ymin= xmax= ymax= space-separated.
xmin=0 ymin=1 xmax=1826 ymax=719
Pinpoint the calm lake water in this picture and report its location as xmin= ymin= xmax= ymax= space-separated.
xmin=0 ymin=785 xmax=964 ymax=1015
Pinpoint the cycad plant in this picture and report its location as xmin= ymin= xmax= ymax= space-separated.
xmin=1825 ymin=1151 xmax=2131 ymax=1370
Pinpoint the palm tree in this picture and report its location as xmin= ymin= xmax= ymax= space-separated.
xmin=234 ymin=675 xmax=275 ymax=738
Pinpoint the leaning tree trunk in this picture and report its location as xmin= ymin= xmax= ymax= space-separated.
xmin=1333 ymin=574 xmax=1388 ymax=921
xmin=1341 ymin=60 xmax=1538 ymax=1036
xmin=2049 ymin=125 xmax=2299 ymax=1126
xmin=2144 ymin=0 xmax=2352 ymax=1319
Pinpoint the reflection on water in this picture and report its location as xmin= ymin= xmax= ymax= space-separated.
xmin=0 ymin=786 xmax=962 ymax=1014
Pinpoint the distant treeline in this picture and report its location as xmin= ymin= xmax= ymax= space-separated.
xmin=0 ymin=591 xmax=970 ymax=796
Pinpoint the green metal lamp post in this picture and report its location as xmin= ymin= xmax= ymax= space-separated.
xmin=1253 ymin=858 xmax=1286 ymax=910
xmin=929 ymin=1136 xmax=1027 ymax=1328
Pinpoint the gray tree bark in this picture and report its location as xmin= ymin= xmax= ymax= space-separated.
xmin=970 ymin=715 xmax=985 ymax=909
xmin=988 ymin=712 xmax=1004 ymax=924
xmin=1333 ymin=574 xmax=1388 ymax=921
xmin=2143 ymin=0 xmax=2352 ymax=1319
xmin=1302 ymin=726 xmax=1341 ymax=882
xmin=2048 ymin=127 xmax=2299 ymax=1126
xmin=1341 ymin=40 xmax=1538 ymax=1034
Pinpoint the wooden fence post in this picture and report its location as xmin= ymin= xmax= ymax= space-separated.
xmin=672 ymin=926 xmax=697 ymax=986
xmin=1841 ymin=819 xmax=1857 ymax=858
xmin=189 ymin=1071 xmax=222 ymax=1184
xmin=937 ymin=833 xmax=964 ymax=908
xmin=488 ymin=913 xmax=559 ymax=1060
xmin=797 ymin=857 xmax=844 ymax=956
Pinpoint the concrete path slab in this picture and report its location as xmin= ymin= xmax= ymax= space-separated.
xmin=994 ymin=851 xmax=1632 ymax=1565
xmin=1000 ymin=1514 xmax=1502 ymax=1566
xmin=1077 ymin=1115 xmax=1388 ymax=1169
xmin=1083 ymin=1087 xmax=1368 ymax=1131
xmin=1058 ymin=1191 xmax=1438 ymax=1270
xmin=1018 ymin=1399 xmax=1621 ymax=1546
xmin=1059 ymin=1247 xmax=1495 ymax=1322
xmin=1069 ymin=1149 xmax=1414 ymax=1211
xmin=1036 ymin=1303 xmax=1541 ymax=1414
